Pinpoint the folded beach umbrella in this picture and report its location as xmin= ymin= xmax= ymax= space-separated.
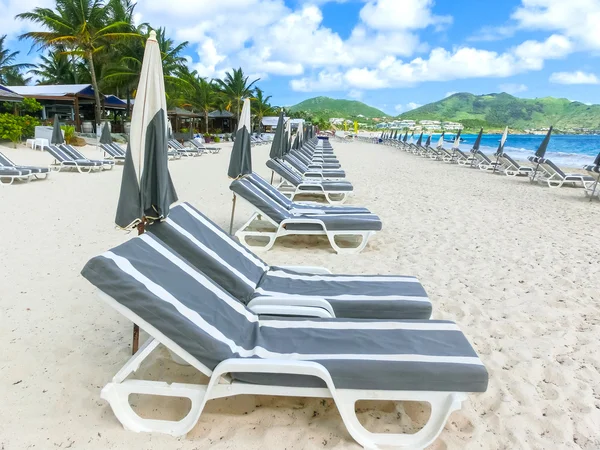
xmin=114 ymin=30 xmax=178 ymax=354
xmin=228 ymin=98 xmax=253 ymax=233
xmin=588 ymin=151 xmax=600 ymax=201
xmin=403 ymin=131 xmax=408 ymax=142
xmin=269 ymin=111 xmax=286 ymax=160
xmin=530 ymin=126 xmax=553 ymax=182
xmin=453 ymin=129 xmax=462 ymax=148
xmin=115 ymin=30 xmax=178 ymax=231
xmin=284 ymin=119 xmax=292 ymax=155
xmin=492 ymin=127 xmax=509 ymax=173
xmin=99 ymin=122 xmax=112 ymax=145
xmin=469 ymin=128 xmax=484 ymax=167
xmin=416 ymin=132 xmax=423 ymax=147
xmin=425 ymin=134 xmax=432 ymax=147
xmin=51 ymin=115 xmax=64 ymax=145
xmin=436 ymin=132 xmax=445 ymax=148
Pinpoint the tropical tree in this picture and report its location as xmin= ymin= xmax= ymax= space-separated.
xmin=179 ymin=70 xmax=218 ymax=133
xmin=17 ymin=0 xmax=141 ymax=125
xmin=29 ymin=47 xmax=88 ymax=84
xmin=215 ymin=67 xmax=259 ymax=124
xmin=0 ymin=35 xmax=33 ymax=85
xmin=252 ymin=87 xmax=275 ymax=134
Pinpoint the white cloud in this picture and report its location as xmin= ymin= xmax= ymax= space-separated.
xmin=549 ymin=71 xmax=600 ymax=85
xmin=347 ymin=89 xmax=364 ymax=100
xmin=0 ymin=0 xmax=54 ymax=38
xmin=499 ymin=83 xmax=528 ymax=94
xmin=359 ymin=0 xmax=452 ymax=31
xmin=395 ymin=102 xmax=422 ymax=113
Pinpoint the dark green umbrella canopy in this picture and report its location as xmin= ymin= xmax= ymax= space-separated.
xmin=495 ymin=127 xmax=508 ymax=157
xmin=472 ymin=128 xmax=483 ymax=151
xmin=269 ymin=111 xmax=286 ymax=159
xmin=51 ymin=115 xmax=64 ymax=145
xmin=452 ymin=129 xmax=462 ymax=148
xmin=416 ymin=132 xmax=423 ymax=146
xmin=534 ymin=126 xmax=553 ymax=158
xmin=99 ymin=123 xmax=113 ymax=144
xmin=228 ymin=125 xmax=253 ymax=178
xmin=425 ymin=134 xmax=432 ymax=147
xmin=594 ymin=151 xmax=600 ymax=167
xmin=403 ymin=131 xmax=408 ymax=142
xmin=380 ymin=131 xmax=384 ymax=139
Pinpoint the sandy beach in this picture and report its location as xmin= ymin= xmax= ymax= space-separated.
xmin=1 ymin=139 xmax=599 ymax=449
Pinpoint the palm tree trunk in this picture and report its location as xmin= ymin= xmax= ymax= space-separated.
xmin=86 ymin=51 xmax=102 ymax=128
xmin=205 ymin=111 xmax=208 ymax=134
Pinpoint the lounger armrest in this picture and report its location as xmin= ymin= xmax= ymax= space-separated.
xmin=277 ymin=265 xmax=333 ymax=275
xmin=289 ymin=208 xmax=327 ymax=215
xmin=304 ymin=172 xmax=324 ymax=179
xmin=248 ymin=296 xmax=335 ymax=318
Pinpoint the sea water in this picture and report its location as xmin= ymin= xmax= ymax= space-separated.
xmin=453 ymin=134 xmax=600 ymax=168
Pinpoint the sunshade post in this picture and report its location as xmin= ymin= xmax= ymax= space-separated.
xmin=229 ymin=195 xmax=237 ymax=235
xmin=493 ymin=127 xmax=508 ymax=174
xmin=470 ymin=128 xmax=483 ymax=168
xmin=530 ymin=126 xmax=553 ymax=183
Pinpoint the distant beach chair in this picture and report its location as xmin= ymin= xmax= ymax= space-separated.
xmin=454 ymin=148 xmax=476 ymax=166
xmin=45 ymin=145 xmax=104 ymax=173
xmin=283 ymin=154 xmax=346 ymax=179
xmin=500 ymin=153 xmax=534 ymax=176
xmin=266 ymin=159 xmax=353 ymax=204
xmin=189 ymin=138 xmax=221 ymax=154
xmin=583 ymin=164 xmax=600 ymax=199
xmin=0 ymin=151 xmax=50 ymax=180
xmin=290 ymin=150 xmax=341 ymax=169
xmin=100 ymin=143 xmax=126 ymax=163
xmin=0 ymin=166 xmax=33 ymax=185
xmin=81 ymin=232 xmax=488 ymax=449
xmin=60 ymin=144 xmax=114 ymax=170
xmin=534 ymin=158 xmax=596 ymax=188
xmin=168 ymin=139 xmax=202 ymax=157
xmin=471 ymin=150 xmax=502 ymax=171
xmin=231 ymin=176 xmax=379 ymax=253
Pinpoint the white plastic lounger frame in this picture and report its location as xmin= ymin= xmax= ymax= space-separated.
xmin=98 ymin=291 xmax=468 ymax=450
xmin=535 ymin=163 xmax=594 ymax=188
xmin=276 ymin=178 xmax=351 ymax=205
xmin=234 ymin=197 xmax=375 ymax=254
xmin=0 ymin=171 xmax=32 ymax=185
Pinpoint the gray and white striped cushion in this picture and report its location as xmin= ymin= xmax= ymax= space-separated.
xmin=81 ymin=234 xmax=488 ymax=392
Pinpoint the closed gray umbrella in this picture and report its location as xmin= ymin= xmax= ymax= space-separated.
xmin=425 ymin=134 xmax=432 ymax=147
xmin=530 ymin=126 xmax=553 ymax=183
xmin=492 ymin=127 xmax=509 ymax=173
xmin=51 ymin=115 xmax=63 ymax=145
xmin=228 ymin=98 xmax=252 ymax=234
xmin=115 ymin=30 xmax=178 ymax=230
xmin=269 ymin=111 xmax=286 ymax=160
xmin=99 ymin=122 xmax=112 ymax=144
xmin=416 ymin=132 xmax=423 ymax=147
xmin=469 ymin=128 xmax=484 ymax=167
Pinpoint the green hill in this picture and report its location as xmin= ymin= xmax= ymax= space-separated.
xmin=398 ymin=92 xmax=600 ymax=131
xmin=289 ymin=96 xmax=388 ymax=119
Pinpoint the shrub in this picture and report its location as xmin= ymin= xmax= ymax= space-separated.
xmin=0 ymin=113 xmax=41 ymax=146
xmin=61 ymin=125 xmax=76 ymax=144
xmin=214 ymin=136 xmax=221 ymax=143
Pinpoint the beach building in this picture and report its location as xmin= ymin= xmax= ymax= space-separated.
xmin=442 ymin=121 xmax=463 ymax=131
xmin=6 ymin=84 xmax=127 ymax=133
xmin=0 ymin=85 xmax=24 ymax=103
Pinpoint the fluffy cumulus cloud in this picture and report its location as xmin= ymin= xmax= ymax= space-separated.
xmin=395 ymin=102 xmax=422 ymax=113
xmin=0 ymin=0 xmax=54 ymax=38
xmin=359 ymin=0 xmax=452 ymax=31
xmin=549 ymin=71 xmax=600 ymax=85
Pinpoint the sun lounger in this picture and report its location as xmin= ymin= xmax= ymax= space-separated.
xmin=283 ymin=154 xmax=346 ymax=179
xmin=147 ymin=201 xmax=431 ymax=319
xmin=168 ymin=139 xmax=202 ymax=157
xmin=267 ymin=159 xmax=353 ymax=204
xmin=290 ymin=150 xmax=341 ymax=169
xmin=454 ymin=149 xmax=476 ymax=166
xmin=500 ymin=153 xmax=533 ymax=176
xmin=100 ymin=144 xmax=126 ymax=163
xmin=534 ymin=158 xmax=596 ymax=188
xmin=0 ymin=151 xmax=50 ymax=180
xmin=247 ymin=173 xmax=369 ymax=215
xmin=81 ymin=234 xmax=487 ymax=449
xmin=472 ymin=150 xmax=502 ymax=171
xmin=231 ymin=177 xmax=378 ymax=253
xmin=60 ymin=144 xmax=114 ymax=170
xmin=0 ymin=166 xmax=33 ymax=185
xmin=45 ymin=145 xmax=104 ymax=173
xmin=189 ymin=139 xmax=221 ymax=154
xmin=583 ymin=164 xmax=600 ymax=198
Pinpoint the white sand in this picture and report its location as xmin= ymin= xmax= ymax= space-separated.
xmin=1 ymin=140 xmax=599 ymax=449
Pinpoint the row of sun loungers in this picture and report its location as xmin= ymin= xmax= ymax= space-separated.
xmin=81 ymin=198 xmax=488 ymax=448
xmin=0 ymin=150 xmax=50 ymax=185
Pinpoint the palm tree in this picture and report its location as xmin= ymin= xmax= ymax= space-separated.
xmin=184 ymin=72 xmax=218 ymax=133
xmin=29 ymin=47 xmax=88 ymax=84
xmin=0 ymin=35 xmax=34 ymax=85
xmin=215 ymin=67 xmax=259 ymax=124
xmin=17 ymin=0 xmax=140 ymax=126
xmin=252 ymin=87 xmax=275 ymax=134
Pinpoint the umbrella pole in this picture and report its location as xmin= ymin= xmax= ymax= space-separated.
xmin=131 ymin=218 xmax=146 ymax=355
xmin=493 ymin=154 xmax=501 ymax=174
xmin=270 ymin=170 xmax=274 ymax=185
xmin=590 ymin=177 xmax=599 ymax=203
xmin=531 ymin=163 xmax=540 ymax=183
xmin=229 ymin=194 xmax=237 ymax=235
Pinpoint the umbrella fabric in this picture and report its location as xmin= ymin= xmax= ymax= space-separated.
xmin=594 ymin=151 xmax=600 ymax=167
xmin=425 ymin=135 xmax=432 ymax=147
xmin=269 ymin=111 xmax=286 ymax=159
xmin=416 ymin=132 xmax=423 ymax=147
xmin=495 ymin=127 xmax=508 ymax=156
xmin=453 ymin=130 xmax=462 ymax=148
xmin=403 ymin=132 xmax=408 ymax=142
xmin=284 ymin=119 xmax=292 ymax=155
xmin=228 ymin=98 xmax=253 ymax=178
xmin=51 ymin=115 xmax=64 ymax=145
xmin=534 ymin=126 xmax=553 ymax=158
xmin=437 ymin=132 xmax=445 ymax=147
xmin=472 ymin=128 xmax=483 ymax=151
xmin=99 ymin=122 xmax=113 ymax=144
xmin=115 ymin=30 xmax=178 ymax=230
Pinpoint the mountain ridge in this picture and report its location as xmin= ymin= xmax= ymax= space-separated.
xmin=289 ymin=96 xmax=388 ymax=119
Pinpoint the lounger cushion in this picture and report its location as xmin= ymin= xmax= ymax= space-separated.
xmin=0 ymin=167 xmax=32 ymax=176
xmin=256 ymin=268 xmax=431 ymax=319
xmin=297 ymin=181 xmax=353 ymax=192
xmin=284 ymin=214 xmax=382 ymax=231
xmin=81 ymin=234 xmax=488 ymax=392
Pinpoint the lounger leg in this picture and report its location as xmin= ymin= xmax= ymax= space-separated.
xmin=335 ymin=390 xmax=467 ymax=450
xmin=325 ymin=192 xmax=349 ymax=205
xmin=327 ymin=232 xmax=373 ymax=254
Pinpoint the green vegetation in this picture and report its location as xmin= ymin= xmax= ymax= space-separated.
xmin=289 ymin=96 xmax=387 ymax=119
xmin=399 ymin=92 xmax=600 ymax=131
xmin=60 ymin=124 xmax=75 ymax=144
xmin=0 ymin=113 xmax=41 ymax=146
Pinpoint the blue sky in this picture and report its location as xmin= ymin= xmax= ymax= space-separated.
xmin=3 ymin=0 xmax=600 ymax=115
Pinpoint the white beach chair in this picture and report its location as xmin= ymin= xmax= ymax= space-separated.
xmin=81 ymin=233 xmax=488 ymax=449
xmin=534 ymin=158 xmax=596 ymax=188
xmin=45 ymin=145 xmax=104 ymax=173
